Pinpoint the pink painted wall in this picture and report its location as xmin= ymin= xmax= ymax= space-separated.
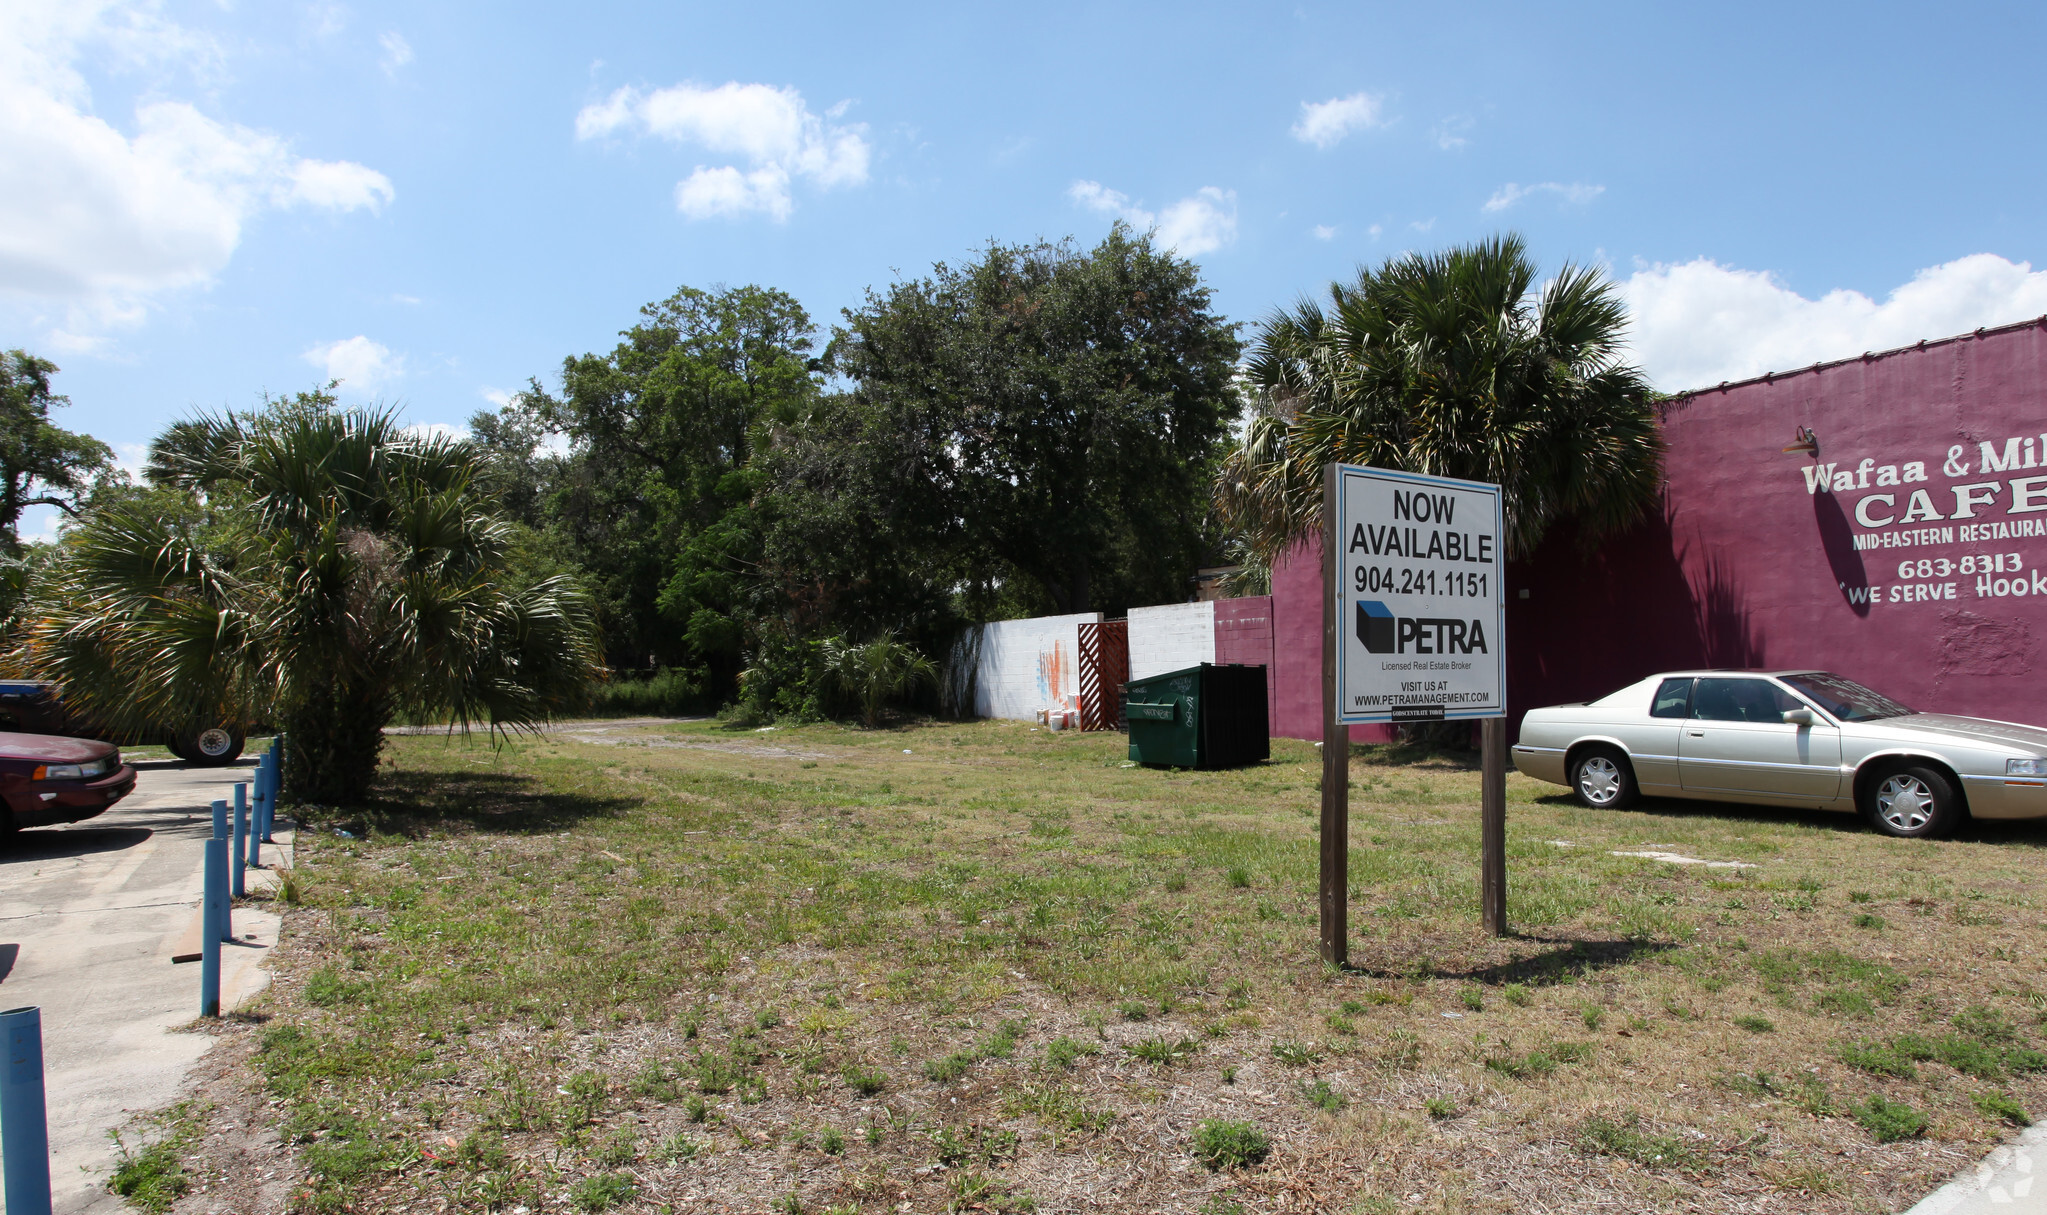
xmin=1213 ymin=595 xmax=1276 ymax=710
xmin=1266 ymin=318 xmax=2047 ymax=738
xmin=1266 ymin=542 xmax=1399 ymax=743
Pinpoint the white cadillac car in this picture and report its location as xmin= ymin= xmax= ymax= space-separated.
xmin=1512 ymin=670 xmax=2047 ymax=838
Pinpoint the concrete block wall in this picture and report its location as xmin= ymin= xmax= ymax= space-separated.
xmin=1127 ymin=601 xmax=1216 ymax=680
xmin=972 ymin=612 xmax=1101 ymax=720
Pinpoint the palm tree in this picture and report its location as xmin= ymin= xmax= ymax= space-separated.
xmin=817 ymin=632 xmax=935 ymax=727
xmin=12 ymin=394 xmax=601 ymax=802
xmin=1217 ymin=235 xmax=1663 ymax=565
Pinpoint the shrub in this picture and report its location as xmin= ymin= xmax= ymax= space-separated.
xmin=1851 ymin=1096 xmax=1928 ymax=1142
xmin=1192 ymin=1119 xmax=1271 ymax=1170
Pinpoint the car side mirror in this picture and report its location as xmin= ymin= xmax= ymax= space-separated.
xmin=1782 ymin=709 xmax=1816 ymax=726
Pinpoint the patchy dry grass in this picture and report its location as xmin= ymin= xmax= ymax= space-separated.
xmin=165 ymin=717 xmax=2047 ymax=1213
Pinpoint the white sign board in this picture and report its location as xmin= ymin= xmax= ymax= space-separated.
xmin=1332 ymin=465 xmax=1506 ymax=723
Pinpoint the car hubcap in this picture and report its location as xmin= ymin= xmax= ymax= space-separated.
xmin=1877 ymin=775 xmax=1934 ymax=831
xmin=1580 ymin=757 xmax=1621 ymax=805
xmin=196 ymin=728 xmax=233 ymax=758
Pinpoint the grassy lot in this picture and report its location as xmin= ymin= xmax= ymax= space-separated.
xmin=175 ymin=718 xmax=2047 ymax=1214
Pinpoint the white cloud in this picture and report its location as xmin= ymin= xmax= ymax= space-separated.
xmin=1621 ymin=253 xmax=2047 ymax=391
xmin=304 ymin=335 xmax=402 ymax=393
xmin=403 ymin=421 xmax=467 ymax=443
xmin=1482 ymin=181 xmax=1604 ymax=212
xmin=378 ymin=31 xmax=412 ymax=75
xmin=1311 ymin=224 xmax=1337 ymax=241
xmin=576 ymin=80 xmax=869 ymax=221
xmin=1291 ymin=92 xmax=1386 ymax=149
xmin=1067 ymin=180 xmax=1238 ymax=257
xmin=1409 ymin=218 xmax=1435 ymax=234
xmin=287 ymin=158 xmax=395 ymax=211
xmin=1432 ymin=116 xmax=1473 ymax=151
xmin=1368 ymin=223 xmax=1384 ymax=239
xmin=480 ymin=386 xmax=514 ymax=407
xmin=0 ymin=0 xmax=393 ymax=339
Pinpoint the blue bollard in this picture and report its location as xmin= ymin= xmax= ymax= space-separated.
xmin=257 ymin=751 xmax=276 ymax=843
xmin=235 ymin=783 xmax=256 ymax=870
xmin=201 ymin=841 xmax=225 ymax=1017
xmin=231 ymin=790 xmax=247 ymax=898
xmin=1 ymin=1005 xmax=53 ymax=1215
xmin=209 ymin=802 xmax=232 ymax=943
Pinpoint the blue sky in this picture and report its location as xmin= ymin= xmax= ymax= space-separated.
xmin=9 ymin=0 xmax=2047 ymax=538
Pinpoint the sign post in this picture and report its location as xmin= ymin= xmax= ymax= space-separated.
xmin=1322 ymin=464 xmax=1510 ymax=955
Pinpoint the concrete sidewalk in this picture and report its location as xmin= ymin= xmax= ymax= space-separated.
xmin=0 ymin=761 xmax=289 ymax=1215
xmin=1906 ymin=1123 xmax=2047 ymax=1213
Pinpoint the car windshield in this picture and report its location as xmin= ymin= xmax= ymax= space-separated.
xmin=1778 ymin=672 xmax=1915 ymax=722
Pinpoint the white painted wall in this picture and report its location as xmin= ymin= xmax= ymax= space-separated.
xmin=972 ymin=612 xmax=1101 ymax=720
xmin=1128 ymin=600 xmax=1216 ymax=681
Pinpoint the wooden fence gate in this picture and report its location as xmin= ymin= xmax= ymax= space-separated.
xmin=1077 ymin=620 xmax=1129 ymax=731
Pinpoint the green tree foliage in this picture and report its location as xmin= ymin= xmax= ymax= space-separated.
xmin=0 ymin=351 xmax=115 ymax=623
xmin=0 ymin=350 xmax=115 ymax=551
xmin=1217 ymin=234 xmax=1663 ymax=566
xmin=481 ymin=286 xmax=820 ymax=700
xmin=824 ymin=226 xmax=1243 ymax=618
xmin=15 ymin=393 xmax=601 ymax=802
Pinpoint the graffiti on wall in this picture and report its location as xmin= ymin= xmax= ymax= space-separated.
xmin=1037 ymin=642 xmax=1071 ymax=706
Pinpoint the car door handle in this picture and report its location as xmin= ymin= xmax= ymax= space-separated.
xmin=1687 ymin=731 xmax=1704 ymax=737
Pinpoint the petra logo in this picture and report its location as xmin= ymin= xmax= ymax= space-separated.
xmin=1356 ymin=600 xmax=1489 ymax=655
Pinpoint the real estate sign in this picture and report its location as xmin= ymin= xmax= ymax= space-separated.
xmin=1331 ymin=465 xmax=1506 ymax=723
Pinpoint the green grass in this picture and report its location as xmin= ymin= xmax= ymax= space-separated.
xmin=1851 ymin=1096 xmax=1928 ymax=1142
xmin=107 ymin=1112 xmax=197 ymax=1215
xmin=1577 ymin=1113 xmax=1701 ymax=1169
xmin=1974 ymin=1091 xmax=2031 ymax=1127
xmin=181 ymin=719 xmax=2047 ymax=1213
xmin=1191 ymin=1119 xmax=1270 ymax=1170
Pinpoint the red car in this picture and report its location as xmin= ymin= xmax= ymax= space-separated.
xmin=0 ymin=731 xmax=138 ymax=833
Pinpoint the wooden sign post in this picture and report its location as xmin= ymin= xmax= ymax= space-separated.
xmin=1321 ymin=463 xmax=1511 ymax=961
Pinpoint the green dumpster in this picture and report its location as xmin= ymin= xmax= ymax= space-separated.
xmin=1125 ymin=662 xmax=1270 ymax=769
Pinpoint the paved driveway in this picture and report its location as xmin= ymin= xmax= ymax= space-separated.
xmin=0 ymin=760 xmax=283 ymax=1215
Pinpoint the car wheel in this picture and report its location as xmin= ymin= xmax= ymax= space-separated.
xmin=178 ymin=725 xmax=246 ymax=767
xmin=1862 ymin=764 xmax=1963 ymax=838
xmin=1570 ymin=747 xmax=1638 ymax=809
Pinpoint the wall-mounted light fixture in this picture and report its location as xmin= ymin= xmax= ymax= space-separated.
xmin=1781 ymin=426 xmax=1819 ymax=458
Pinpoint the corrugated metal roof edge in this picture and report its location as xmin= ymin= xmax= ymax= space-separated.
xmin=1665 ymin=313 xmax=2047 ymax=402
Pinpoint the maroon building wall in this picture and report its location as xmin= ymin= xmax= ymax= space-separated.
xmin=1266 ymin=318 xmax=2047 ymax=739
